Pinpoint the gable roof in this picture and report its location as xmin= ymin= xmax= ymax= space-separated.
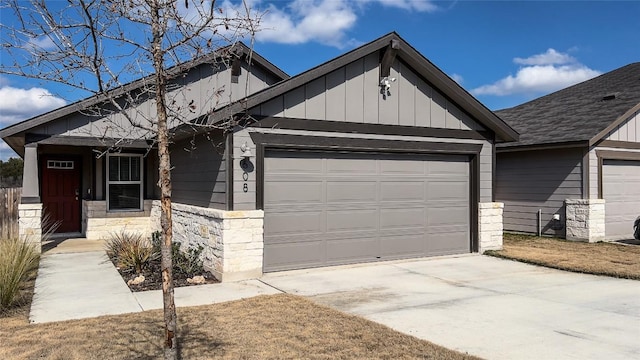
xmin=0 ymin=42 xmax=288 ymax=154
xmin=207 ymin=32 xmax=519 ymax=142
xmin=496 ymin=62 xmax=640 ymax=149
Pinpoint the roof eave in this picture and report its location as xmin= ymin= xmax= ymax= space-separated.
xmin=589 ymin=101 xmax=640 ymax=146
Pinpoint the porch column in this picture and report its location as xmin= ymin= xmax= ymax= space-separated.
xmin=18 ymin=143 xmax=42 ymax=251
xmin=21 ymin=143 xmax=40 ymax=203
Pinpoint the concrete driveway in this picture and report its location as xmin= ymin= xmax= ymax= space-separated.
xmin=261 ymin=255 xmax=640 ymax=360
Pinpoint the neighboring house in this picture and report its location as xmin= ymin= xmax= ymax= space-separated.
xmin=495 ymin=62 xmax=640 ymax=242
xmin=0 ymin=32 xmax=518 ymax=281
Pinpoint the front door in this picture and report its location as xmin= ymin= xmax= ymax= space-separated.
xmin=41 ymin=157 xmax=81 ymax=233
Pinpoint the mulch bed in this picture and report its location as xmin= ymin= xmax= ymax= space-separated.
xmin=108 ymin=255 xmax=218 ymax=292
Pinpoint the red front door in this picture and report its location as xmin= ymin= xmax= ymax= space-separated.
xmin=41 ymin=157 xmax=81 ymax=233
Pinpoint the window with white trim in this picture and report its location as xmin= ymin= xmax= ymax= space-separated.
xmin=107 ymin=154 xmax=143 ymax=211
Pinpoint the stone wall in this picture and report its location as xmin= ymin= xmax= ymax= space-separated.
xmin=478 ymin=202 xmax=504 ymax=253
xmin=18 ymin=203 xmax=42 ymax=253
xmin=151 ymin=201 xmax=264 ymax=282
xmin=565 ymin=199 xmax=605 ymax=242
xmin=82 ymin=200 xmax=153 ymax=240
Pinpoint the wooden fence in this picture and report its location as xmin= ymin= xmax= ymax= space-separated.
xmin=0 ymin=187 xmax=21 ymax=239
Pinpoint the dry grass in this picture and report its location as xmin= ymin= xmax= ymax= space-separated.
xmin=1 ymin=293 xmax=478 ymax=360
xmin=486 ymin=233 xmax=640 ymax=280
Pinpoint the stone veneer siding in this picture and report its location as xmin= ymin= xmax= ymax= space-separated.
xmin=82 ymin=200 xmax=153 ymax=240
xmin=478 ymin=202 xmax=504 ymax=253
xmin=565 ymin=199 xmax=605 ymax=242
xmin=18 ymin=203 xmax=43 ymax=253
xmin=151 ymin=201 xmax=264 ymax=282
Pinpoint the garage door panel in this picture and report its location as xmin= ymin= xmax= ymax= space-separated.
xmin=380 ymin=234 xmax=425 ymax=257
xmin=264 ymin=211 xmax=323 ymax=237
xmin=326 ymin=181 xmax=377 ymax=202
xmin=326 ymin=237 xmax=379 ymax=263
xmin=264 ymin=150 xmax=472 ymax=272
xmin=380 ymin=207 xmax=426 ymax=230
xmin=427 ymin=232 xmax=470 ymax=254
xmin=380 ymin=181 xmax=426 ymax=201
xmin=326 ymin=209 xmax=377 ymax=232
xmin=427 ymin=206 xmax=468 ymax=226
xmin=264 ymin=241 xmax=324 ymax=271
xmin=428 ymin=158 xmax=468 ymax=175
xmin=265 ymin=155 xmax=322 ymax=174
xmin=326 ymin=157 xmax=377 ymax=174
xmin=603 ymin=159 xmax=640 ymax=240
xmin=264 ymin=181 xmax=323 ymax=204
xmin=379 ymin=160 xmax=427 ymax=174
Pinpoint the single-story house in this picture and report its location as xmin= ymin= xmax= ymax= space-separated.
xmin=1 ymin=32 xmax=518 ymax=281
xmin=495 ymin=62 xmax=640 ymax=242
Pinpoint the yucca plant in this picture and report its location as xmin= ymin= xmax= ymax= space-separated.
xmin=0 ymin=237 xmax=40 ymax=310
xmin=106 ymin=231 xmax=159 ymax=274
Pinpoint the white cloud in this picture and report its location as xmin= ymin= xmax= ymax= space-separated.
xmin=254 ymin=0 xmax=357 ymax=47
xmin=0 ymin=86 xmax=66 ymax=127
xmin=514 ymin=48 xmax=575 ymax=66
xmin=369 ymin=0 xmax=438 ymax=12
xmin=472 ymin=49 xmax=601 ymax=96
xmin=231 ymin=0 xmax=438 ymax=48
xmin=26 ymin=36 xmax=56 ymax=50
xmin=450 ymin=73 xmax=463 ymax=84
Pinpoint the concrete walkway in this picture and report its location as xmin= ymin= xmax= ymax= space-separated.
xmin=262 ymin=255 xmax=640 ymax=360
xmin=30 ymin=239 xmax=280 ymax=324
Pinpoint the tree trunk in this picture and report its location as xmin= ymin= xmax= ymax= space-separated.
xmin=150 ymin=1 xmax=178 ymax=359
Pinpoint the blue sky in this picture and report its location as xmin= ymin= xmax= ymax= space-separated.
xmin=1 ymin=0 xmax=639 ymax=160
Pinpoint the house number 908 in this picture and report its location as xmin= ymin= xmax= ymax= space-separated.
xmin=242 ymin=172 xmax=249 ymax=192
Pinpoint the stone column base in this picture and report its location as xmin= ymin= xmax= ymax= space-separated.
xmin=565 ymin=199 xmax=605 ymax=242
xmin=18 ymin=203 xmax=43 ymax=253
xmin=479 ymin=202 xmax=504 ymax=253
xmin=152 ymin=201 xmax=264 ymax=282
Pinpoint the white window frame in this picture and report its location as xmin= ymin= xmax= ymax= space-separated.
xmin=106 ymin=153 xmax=143 ymax=211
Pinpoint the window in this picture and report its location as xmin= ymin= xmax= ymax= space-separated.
xmin=107 ymin=154 xmax=143 ymax=211
xmin=47 ymin=160 xmax=74 ymax=169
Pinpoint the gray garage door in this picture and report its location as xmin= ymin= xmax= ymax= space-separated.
xmin=263 ymin=150 xmax=471 ymax=272
xmin=603 ymin=159 xmax=640 ymax=240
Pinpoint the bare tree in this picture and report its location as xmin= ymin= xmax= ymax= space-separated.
xmin=1 ymin=1 xmax=259 ymax=358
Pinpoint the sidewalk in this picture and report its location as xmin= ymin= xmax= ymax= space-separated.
xmin=30 ymin=238 xmax=280 ymax=324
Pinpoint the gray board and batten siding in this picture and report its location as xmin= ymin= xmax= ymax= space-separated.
xmin=495 ymin=148 xmax=584 ymax=237
xmin=252 ymin=53 xmax=485 ymax=131
xmin=170 ymin=131 xmax=228 ymax=209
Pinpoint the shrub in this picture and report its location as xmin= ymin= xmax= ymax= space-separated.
xmin=0 ymin=238 xmax=40 ymax=310
xmin=151 ymin=231 xmax=204 ymax=277
xmin=106 ymin=231 xmax=158 ymax=274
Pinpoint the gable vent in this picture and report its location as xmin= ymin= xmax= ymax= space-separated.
xmin=601 ymin=93 xmax=619 ymax=101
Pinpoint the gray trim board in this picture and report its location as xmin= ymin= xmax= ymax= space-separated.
xmin=596 ymin=149 xmax=640 ymax=198
xmin=225 ymin=131 xmax=234 ymax=210
xmin=248 ymin=133 xmax=483 ymax=155
xmin=20 ymin=196 xmax=41 ymax=204
xmin=470 ymin=153 xmax=479 ymax=253
xmin=597 ymin=140 xmax=640 ymax=150
xmin=496 ymin=140 xmax=587 ymax=153
xmin=27 ymin=134 xmax=152 ymax=149
xmin=249 ymin=117 xmax=492 ymax=141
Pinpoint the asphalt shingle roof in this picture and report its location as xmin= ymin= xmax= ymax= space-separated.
xmin=496 ymin=62 xmax=640 ymax=148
